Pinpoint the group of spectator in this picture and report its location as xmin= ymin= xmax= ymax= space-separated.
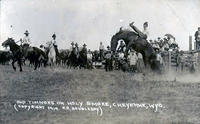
xmin=5 ymin=25 xmax=200 ymax=73
xmin=100 ymin=41 xmax=145 ymax=72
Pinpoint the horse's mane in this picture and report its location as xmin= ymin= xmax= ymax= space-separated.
xmin=3 ymin=38 xmax=19 ymax=47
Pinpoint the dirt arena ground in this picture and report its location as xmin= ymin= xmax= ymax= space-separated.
xmin=0 ymin=65 xmax=200 ymax=124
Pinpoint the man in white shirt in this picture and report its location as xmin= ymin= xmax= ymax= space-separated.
xmin=87 ymin=49 xmax=92 ymax=60
xmin=45 ymin=34 xmax=58 ymax=59
xmin=21 ymin=30 xmax=33 ymax=57
xmin=136 ymin=52 xmax=144 ymax=73
xmin=22 ymin=30 xmax=31 ymax=47
xmin=155 ymin=49 xmax=163 ymax=73
xmin=69 ymin=42 xmax=75 ymax=51
xmin=87 ymin=49 xmax=93 ymax=69
xmin=46 ymin=33 xmax=57 ymax=49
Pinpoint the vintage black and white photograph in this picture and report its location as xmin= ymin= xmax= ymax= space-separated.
xmin=0 ymin=0 xmax=200 ymax=123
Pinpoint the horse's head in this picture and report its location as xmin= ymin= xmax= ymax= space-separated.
xmin=2 ymin=38 xmax=15 ymax=48
xmin=111 ymin=35 xmax=119 ymax=52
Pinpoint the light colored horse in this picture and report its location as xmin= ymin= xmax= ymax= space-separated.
xmin=47 ymin=41 xmax=56 ymax=66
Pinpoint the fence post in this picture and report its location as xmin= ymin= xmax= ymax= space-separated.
xmin=169 ymin=51 xmax=171 ymax=72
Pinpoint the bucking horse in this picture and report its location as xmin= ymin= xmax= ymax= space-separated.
xmin=111 ymin=28 xmax=159 ymax=72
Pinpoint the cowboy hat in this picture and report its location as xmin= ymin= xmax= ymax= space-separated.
xmin=107 ymin=46 xmax=110 ymax=50
xmin=24 ymin=30 xmax=29 ymax=35
xmin=83 ymin=43 xmax=87 ymax=47
xmin=154 ymin=47 xmax=160 ymax=51
xmin=71 ymin=42 xmax=74 ymax=45
xmin=143 ymin=22 xmax=148 ymax=26
xmin=52 ymin=33 xmax=56 ymax=38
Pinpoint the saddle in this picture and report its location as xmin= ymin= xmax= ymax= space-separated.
xmin=21 ymin=44 xmax=34 ymax=57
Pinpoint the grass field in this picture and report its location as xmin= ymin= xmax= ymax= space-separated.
xmin=0 ymin=65 xmax=200 ymax=124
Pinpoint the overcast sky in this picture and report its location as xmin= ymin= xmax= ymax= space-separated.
xmin=0 ymin=0 xmax=200 ymax=50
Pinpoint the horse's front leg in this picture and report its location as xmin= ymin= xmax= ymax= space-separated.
xmin=12 ymin=58 xmax=17 ymax=71
xmin=17 ymin=58 xmax=23 ymax=72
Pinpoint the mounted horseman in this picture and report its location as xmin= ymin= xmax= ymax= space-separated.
xmin=2 ymin=37 xmax=47 ymax=71
xmin=51 ymin=33 xmax=60 ymax=64
xmin=75 ymin=43 xmax=80 ymax=57
xmin=21 ymin=30 xmax=33 ymax=59
xmin=67 ymin=42 xmax=79 ymax=68
xmin=78 ymin=43 xmax=88 ymax=69
xmin=20 ymin=30 xmax=48 ymax=68
xmin=46 ymin=33 xmax=57 ymax=66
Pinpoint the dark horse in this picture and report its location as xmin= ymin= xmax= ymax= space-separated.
xmin=111 ymin=29 xmax=158 ymax=71
xmin=2 ymin=38 xmax=47 ymax=71
xmin=2 ymin=38 xmax=23 ymax=71
xmin=78 ymin=47 xmax=87 ymax=69
xmin=67 ymin=47 xmax=78 ymax=68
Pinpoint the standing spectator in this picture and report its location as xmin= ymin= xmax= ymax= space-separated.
xmin=157 ymin=37 xmax=161 ymax=42
xmin=87 ymin=49 xmax=93 ymax=69
xmin=190 ymin=53 xmax=196 ymax=73
xmin=104 ymin=46 xmax=113 ymax=71
xmin=82 ymin=43 xmax=87 ymax=52
xmin=136 ymin=52 xmax=144 ymax=73
xmin=152 ymin=40 xmax=160 ymax=51
xmin=155 ymin=49 xmax=163 ymax=73
xmin=162 ymin=40 xmax=169 ymax=51
xmin=99 ymin=42 xmax=104 ymax=61
xmin=149 ymin=39 xmax=153 ymax=45
xmin=128 ymin=49 xmax=138 ymax=72
xmin=194 ymin=27 xmax=200 ymax=50
xmin=118 ymin=51 xmax=125 ymax=70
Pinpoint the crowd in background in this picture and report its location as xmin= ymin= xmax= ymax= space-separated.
xmin=1 ymin=26 xmax=200 ymax=74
